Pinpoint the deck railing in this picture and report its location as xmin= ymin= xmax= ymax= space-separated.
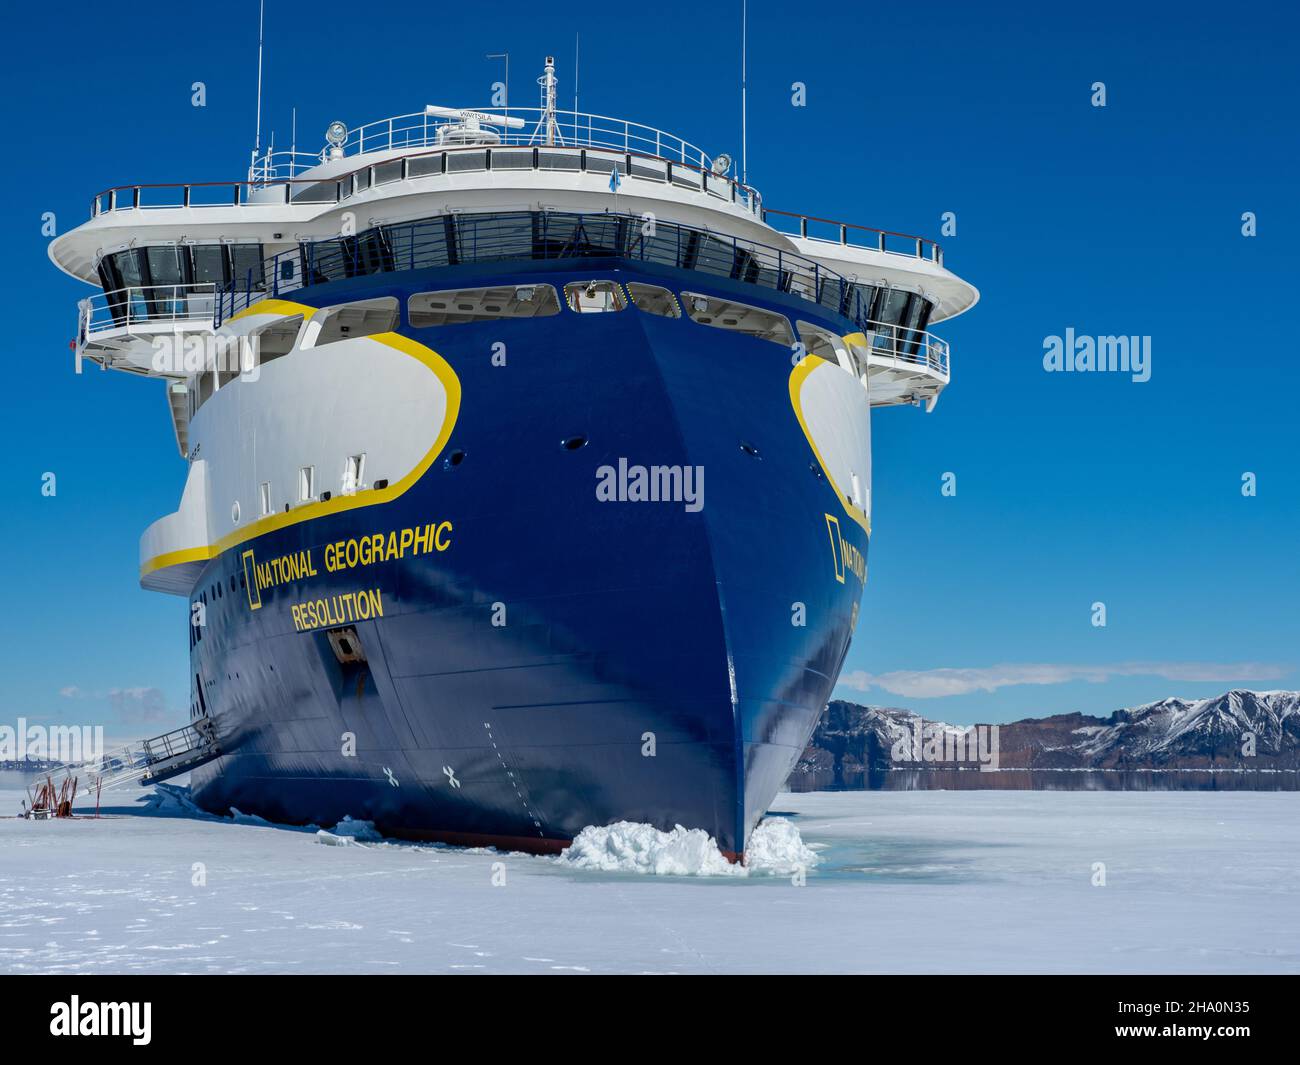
xmin=214 ymin=209 xmax=949 ymax=370
xmin=78 ymin=283 xmax=217 ymax=341
xmin=764 ymin=208 xmax=944 ymax=265
xmin=86 ymin=155 xmax=945 ymax=272
xmin=249 ymin=107 xmax=717 ymax=181
xmin=90 ymin=142 xmax=762 ymax=220
xmin=858 ymin=318 xmax=950 ymax=377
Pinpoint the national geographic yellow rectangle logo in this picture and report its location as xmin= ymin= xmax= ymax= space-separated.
xmin=242 ymin=549 xmax=262 ymax=610
xmin=826 ymin=513 xmax=866 ymax=585
xmin=826 ymin=514 xmax=846 ymax=584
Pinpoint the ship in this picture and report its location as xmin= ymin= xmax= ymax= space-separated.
xmin=49 ymin=57 xmax=978 ymax=858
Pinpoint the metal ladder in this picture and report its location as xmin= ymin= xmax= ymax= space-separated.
xmin=29 ymin=717 xmax=222 ymax=808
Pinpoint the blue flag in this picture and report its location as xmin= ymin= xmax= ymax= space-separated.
xmin=609 ymin=166 xmax=622 ymax=193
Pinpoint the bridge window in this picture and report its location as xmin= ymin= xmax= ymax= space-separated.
xmin=408 ymin=284 xmax=560 ymax=326
xmin=565 ymin=280 xmax=626 ymax=313
xmin=682 ymin=292 xmax=794 ymax=347
xmin=866 ymin=288 xmax=916 ymax=360
xmin=626 ymin=283 xmax=680 ymax=318
xmin=133 ymin=246 xmax=187 ymax=319
xmin=310 ymin=298 xmax=399 ymax=347
xmin=229 ymin=244 xmax=266 ymax=292
xmin=101 ymin=243 xmax=260 ymax=303
xmin=876 ymin=287 xmax=911 ymax=328
xmin=900 ymin=294 xmax=930 ymax=357
xmin=850 ymin=283 xmax=882 ymax=323
xmin=353 ymin=232 xmax=395 ymax=275
xmin=146 ymin=246 xmax=187 ymax=288
xmin=114 ymin=249 xmax=147 ymax=289
xmin=191 ymin=245 xmax=229 ymax=286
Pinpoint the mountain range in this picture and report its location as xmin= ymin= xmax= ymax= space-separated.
xmin=794 ymin=689 xmax=1300 ymax=786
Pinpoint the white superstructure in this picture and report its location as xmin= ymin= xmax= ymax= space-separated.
xmin=51 ymin=58 xmax=977 ymax=456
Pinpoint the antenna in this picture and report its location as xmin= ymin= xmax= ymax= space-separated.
xmin=741 ymin=0 xmax=748 ymax=185
xmin=532 ymin=56 xmax=561 ymax=146
xmin=249 ymin=0 xmax=266 ymax=180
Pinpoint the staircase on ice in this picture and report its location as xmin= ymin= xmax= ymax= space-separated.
xmin=20 ymin=718 xmax=221 ymax=817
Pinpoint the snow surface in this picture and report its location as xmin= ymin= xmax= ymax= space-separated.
xmin=2 ymin=786 xmax=1298 ymax=974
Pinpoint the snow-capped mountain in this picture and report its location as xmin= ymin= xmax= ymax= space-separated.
xmin=794 ymin=690 xmax=1300 ymax=782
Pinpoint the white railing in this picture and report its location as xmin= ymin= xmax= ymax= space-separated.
xmin=248 ymin=149 xmax=322 ymax=183
xmin=33 ymin=719 xmax=220 ymax=801
xmin=250 ymin=106 xmax=719 ymax=182
xmin=79 ymin=283 xmax=217 ymax=339
xmin=766 ymin=209 xmax=945 ymax=265
xmin=94 ymin=143 xmax=761 ymax=221
xmin=857 ymin=318 xmax=950 ymax=377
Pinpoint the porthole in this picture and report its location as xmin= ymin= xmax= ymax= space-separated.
xmin=231 ymin=500 xmax=241 ymax=524
xmin=444 ymin=448 xmax=467 ymax=469
xmin=740 ymin=441 xmax=761 ymax=458
xmin=561 ymin=435 xmax=588 ymax=451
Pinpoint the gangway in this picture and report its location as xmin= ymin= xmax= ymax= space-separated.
xmin=20 ymin=718 xmax=221 ymax=816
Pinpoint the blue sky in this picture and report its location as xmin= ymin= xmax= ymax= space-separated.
xmin=2 ymin=0 xmax=1297 ymax=738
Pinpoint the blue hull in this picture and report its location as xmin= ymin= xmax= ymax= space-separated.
xmin=187 ymin=258 xmax=867 ymax=857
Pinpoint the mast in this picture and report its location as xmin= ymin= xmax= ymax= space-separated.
xmin=249 ymin=0 xmax=266 ymax=181
xmin=533 ymin=56 xmax=561 ymax=147
xmin=741 ymin=0 xmax=748 ymax=186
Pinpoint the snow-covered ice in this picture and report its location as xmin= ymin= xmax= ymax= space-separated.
xmin=1 ymin=785 xmax=1297 ymax=973
xmin=558 ymin=818 xmax=817 ymax=876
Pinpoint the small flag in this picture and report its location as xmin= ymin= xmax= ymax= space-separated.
xmin=609 ymin=166 xmax=622 ymax=193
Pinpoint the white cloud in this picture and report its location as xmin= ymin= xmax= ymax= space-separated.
xmin=837 ymin=662 xmax=1291 ymax=699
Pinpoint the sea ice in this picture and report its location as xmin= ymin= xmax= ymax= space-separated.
xmin=317 ymin=817 xmax=384 ymax=846
xmin=2 ymin=786 xmax=1297 ymax=973
xmin=558 ymin=817 xmax=817 ymax=876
